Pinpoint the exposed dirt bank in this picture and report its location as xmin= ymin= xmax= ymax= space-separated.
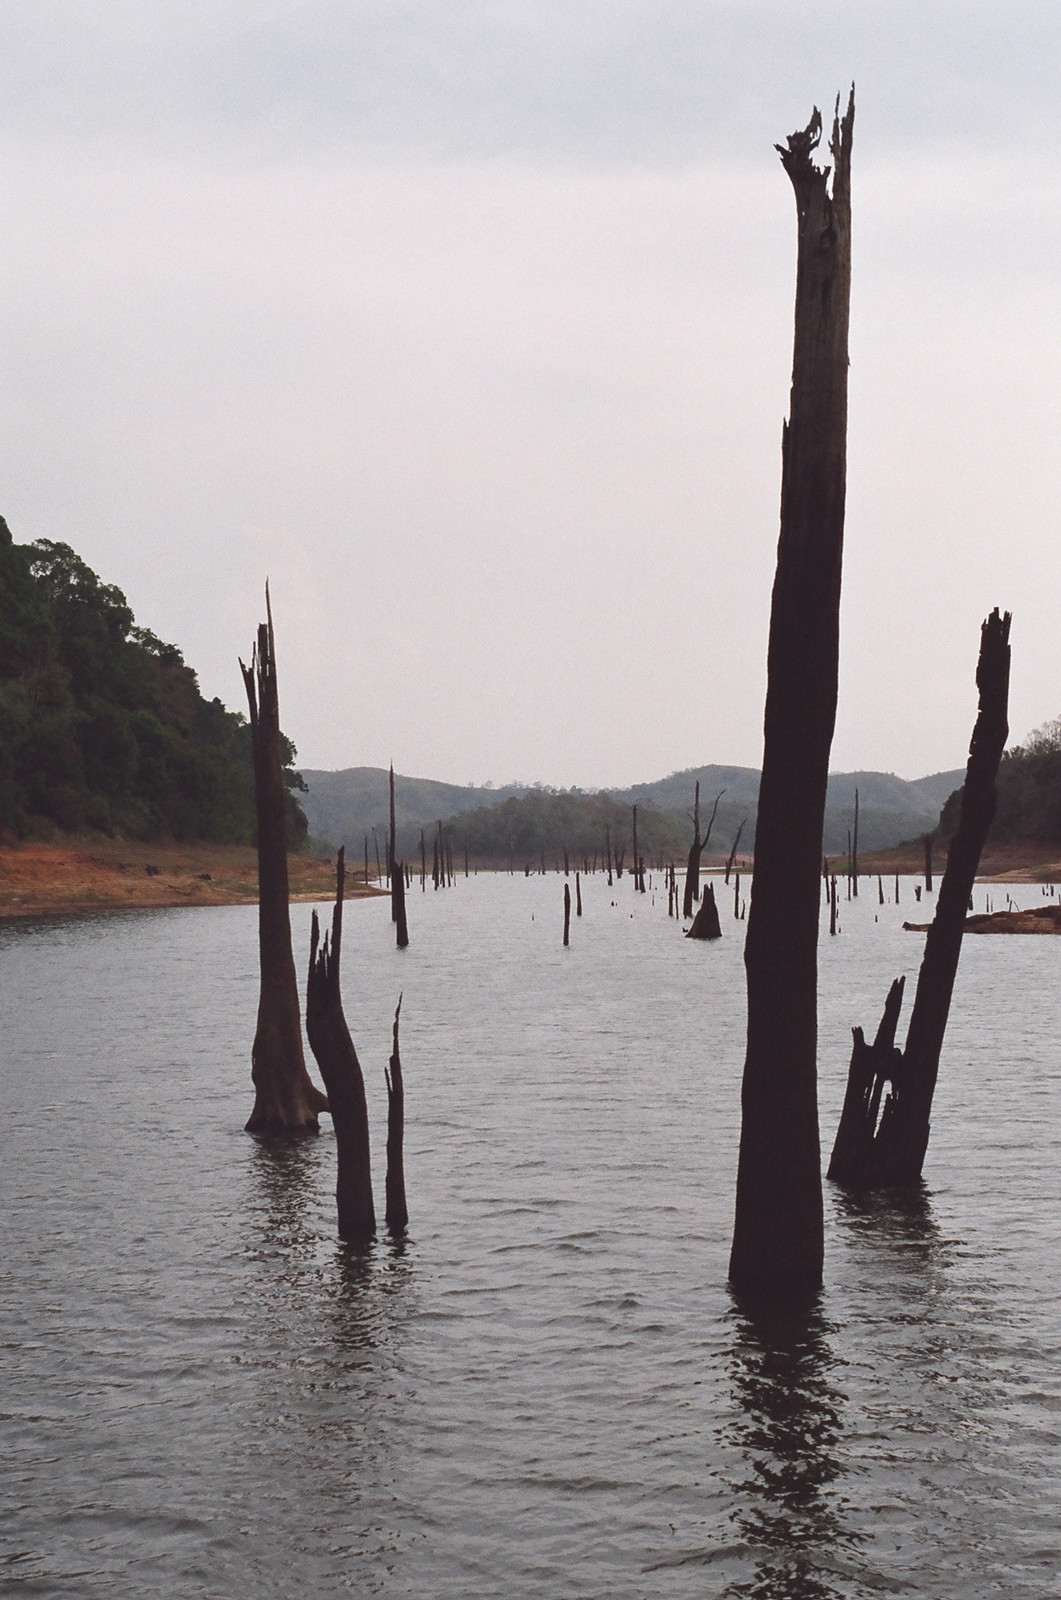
xmin=0 ymin=838 xmax=384 ymax=919
xmin=838 ymin=841 xmax=1061 ymax=884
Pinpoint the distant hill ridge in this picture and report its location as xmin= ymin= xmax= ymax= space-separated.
xmin=300 ymin=762 xmax=964 ymax=860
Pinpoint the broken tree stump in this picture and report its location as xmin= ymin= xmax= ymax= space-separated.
xmin=306 ymin=848 xmax=375 ymax=1238
xmin=240 ymin=589 xmax=328 ymax=1135
xmin=384 ymin=994 xmax=408 ymax=1233
xmin=686 ymin=881 xmax=722 ymax=940
xmin=827 ymin=609 xmax=1011 ymax=1187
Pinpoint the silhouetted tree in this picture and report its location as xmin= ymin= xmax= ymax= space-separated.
xmin=730 ymin=93 xmax=854 ymax=1301
xmin=240 ymin=592 xmax=327 ymax=1134
xmin=306 ymin=849 xmax=375 ymax=1238
xmin=828 ymin=610 xmax=1011 ymax=1186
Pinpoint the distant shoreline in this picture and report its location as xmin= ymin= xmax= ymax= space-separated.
xmin=0 ymin=838 xmax=384 ymax=920
xmin=2 ymin=836 xmax=1058 ymax=920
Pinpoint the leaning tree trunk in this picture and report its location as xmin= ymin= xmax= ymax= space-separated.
xmin=306 ymin=849 xmax=376 ymax=1239
xmin=730 ymin=93 xmax=854 ymax=1301
xmin=240 ymin=592 xmax=328 ymax=1134
xmin=828 ymin=609 xmax=1011 ymax=1187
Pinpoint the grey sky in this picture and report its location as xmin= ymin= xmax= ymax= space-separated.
xmin=3 ymin=3 xmax=1060 ymax=785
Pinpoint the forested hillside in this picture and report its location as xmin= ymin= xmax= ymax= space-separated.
xmin=302 ymin=762 xmax=962 ymax=861
xmin=0 ymin=520 xmax=306 ymax=843
xmin=939 ymin=716 xmax=1061 ymax=844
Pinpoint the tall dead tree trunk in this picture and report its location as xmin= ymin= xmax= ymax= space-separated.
xmin=851 ymin=788 xmax=859 ymax=895
xmin=240 ymin=592 xmax=328 ymax=1134
xmin=388 ymin=764 xmax=409 ymax=947
xmin=828 ymin=609 xmax=1011 ymax=1187
xmin=682 ymin=782 xmax=701 ymax=917
xmin=384 ymin=994 xmax=408 ymax=1233
xmin=683 ymin=786 xmax=725 ymax=917
xmin=730 ymin=93 xmax=854 ymax=1301
xmin=389 ymin=765 xmax=398 ymax=922
xmin=306 ymin=848 xmax=375 ymax=1238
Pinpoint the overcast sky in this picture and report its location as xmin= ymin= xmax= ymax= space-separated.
xmin=4 ymin=2 xmax=1061 ymax=786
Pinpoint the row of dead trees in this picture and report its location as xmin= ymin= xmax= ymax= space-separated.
xmin=240 ymin=596 xmax=406 ymax=1241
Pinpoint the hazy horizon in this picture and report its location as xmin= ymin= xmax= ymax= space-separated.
xmin=5 ymin=4 xmax=1060 ymax=788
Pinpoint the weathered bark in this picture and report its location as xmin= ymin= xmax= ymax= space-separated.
xmin=384 ymin=994 xmax=408 ymax=1233
xmin=305 ymin=849 xmax=375 ymax=1237
xmin=827 ymin=609 xmax=1011 ymax=1187
xmin=686 ymin=881 xmax=722 ymax=940
xmin=240 ymin=592 xmax=328 ymax=1134
xmin=730 ymin=94 xmax=854 ymax=1301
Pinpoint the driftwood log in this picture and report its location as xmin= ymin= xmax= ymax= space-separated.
xmin=240 ymin=590 xmax=328 ymax=1134
xmin=306 ymin=849 xmax=375 ymax=1238
xmin=730 ymin=93 xmax=854 ymax=1301
xmin=828 ymin=609 xmax=1011 ymax=1187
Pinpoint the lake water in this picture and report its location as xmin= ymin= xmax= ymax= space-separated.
xmin=2 ymin=872 xmax=1060 ymax=1598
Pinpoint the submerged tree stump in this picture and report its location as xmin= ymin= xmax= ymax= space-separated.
xmin=240 ymin=591 xmax=328 ymax=1135
xmin=306 ymin=848 xmax=375 ymax=1239
xmin=730 ymin=93 xmax=854 ymax=1301
xmin=686 ymin=881 xmax=722 ymax=940
xmin=828 ymin=609 xmax=1011 ymax=1187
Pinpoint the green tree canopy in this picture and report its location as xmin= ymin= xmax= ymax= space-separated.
xmin=0 ymin=520 xmax=306 ymax=845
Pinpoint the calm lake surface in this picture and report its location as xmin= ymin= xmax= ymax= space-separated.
xmin=2 ymin=872 xmax=1060 ymax=1598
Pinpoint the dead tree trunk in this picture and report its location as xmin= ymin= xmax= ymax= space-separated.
xmin=563 ymin=882 xmax=571 ymax=946
xmin=851 ymin=788 xmax=859 ymax=894
xmin=576 ymin=871 xmax=583 ymax=916
xmin=725 ymin=820 xmax=747 ymax=884
xmin=305 ymin=849 xmax=375 ymax=1237
xmin=384 ymin=994 xmax=408 ymax=1233
xmin=923 ymin=834 xmax=934 ymax=893
xmin=240 ymin=592 xmax=328 ymax=1134
xmin=388 ymin=765 xmax=409 ymax=947
xmin=389 ymin=765 xmax=398 ymax=922
xmin=730 ymin=93 xmax=854 ymax=1301
xmin=686 ymin=881 xmax=722 ymax=940
xmin=828 ymin=609 xmax=1011 ymax=1187
xmin=682 ymin=782 xmax=701 ymax=917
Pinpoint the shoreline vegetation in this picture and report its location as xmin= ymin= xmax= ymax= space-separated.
xmin=2 ymin=836 xmax=1058 ymax=920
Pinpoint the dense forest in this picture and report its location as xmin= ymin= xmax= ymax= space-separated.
xmin=443 ymin=789 xmax=690 ymax=865
xmin=939 ymin=716 xmax=1061 ymax=845
xmin=0 ymin=520 xmax=306 ymax=844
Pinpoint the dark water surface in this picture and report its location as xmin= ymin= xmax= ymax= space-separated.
xmin=2 ymin=874 xmax=1059 ymax=1597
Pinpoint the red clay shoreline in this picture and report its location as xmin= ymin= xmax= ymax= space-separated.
xmin=2 ymin=837 xmax=1059 ymax=920
xmin=0 ymin=838 xmax=384 ymax=920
